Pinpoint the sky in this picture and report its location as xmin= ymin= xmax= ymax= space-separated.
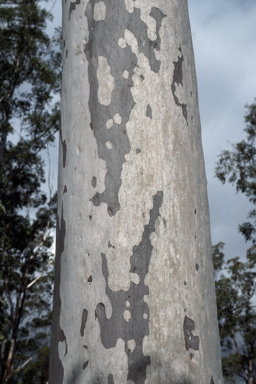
xmin=188 ymin=0 xmax=256 ymax=260
xmin=48 ymin=0 xmax=256 ymax=262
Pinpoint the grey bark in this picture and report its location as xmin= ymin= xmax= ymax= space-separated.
xmin=49 ymin=0 xmax=223 ymax=383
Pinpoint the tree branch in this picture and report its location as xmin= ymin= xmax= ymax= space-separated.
xmin=13 ymin=356 xmax=32 ymax=375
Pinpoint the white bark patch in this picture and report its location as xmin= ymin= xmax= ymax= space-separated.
xmin=114 ymin=113 xmax=122 ymax=124
xmin=106 ymin=140 xmax=113 ymax=149
xmin=93 ymin=1 xmax=106 ymax=21
xmin=130 ymin=272 xmax=140 ymax=285
xmin=123 ymin=70 xmax=129 ymax=79
xmin=118 ymin=37 xmax=127 ymax=48
xmin=97 ymin=56 xmax=115 ymax=106
xmin=126 ymin=300 xmax=130 ymax=307
xmin=123 ymin=309 xmax=131 ymax=322
xmin=58 ymin=339 xmax=67 ymax=361
xmin=123 ymin=29 xmax=138 ymax=55
xmin=106 ymin=119 xmax=113 ymax=129
xmin=125 ymin=0 xmax=134 ymax=13
xmin=174 ymin=83 xmax=187 ymax=111
xmin=127 ymin=339 xmax=136 ymax=353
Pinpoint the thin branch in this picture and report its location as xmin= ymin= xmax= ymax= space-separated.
xmin=29 ymin=222 xmax=49 ymax=261
xmin=33 ymin=131 xmax=57 ymax=157
xmin=231 ymin=329 xmax=248 ymax=380
xmin=231 ymin=330 xmax=241 ymax=359
xmin=27 ymin=254 xmax=54 ymax=289
xmin=45 ymin=0 xmax=57 ymax=19
xmin=13 ymin=356 xmax=32 ymax=375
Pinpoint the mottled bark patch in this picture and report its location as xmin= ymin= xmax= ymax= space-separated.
xmin=183 ymin=315 xmax=199 ymax=351
xmin=69 ymin=0 xmax=81 ymax=20
xmin=59 ymin=117 xmax=67 ymax=168
xmin=108 ymin=374 xmax=114 ymax=384
xmin=49 ymin=205 xmax=66 ymax=383
xmin=149 ymin=7 xmax=166 ymax=57
xmin=80 ymin=309 xmax=88 ymax=337
xmin=88 ymin=275 xmax=93 ymax=282
xmin=146 ymin=104 xmax=152 ymax=119
xmin=85 ymin=0 xmax=165 ymax=216
xmin=171 ymin=47 xmax=188 ymax=124
xmin=96 ymin=192 xmax=163 ymax=384
xmin=91 ymin=176 xmax=97 ymax=188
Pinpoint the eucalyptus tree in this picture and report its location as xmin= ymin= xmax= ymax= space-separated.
xmin=0 ymin=0 xmax=61 ymax=382
xmin=213 ymin=242 xmax=256 ymax=384
xmin=213 ymin=100 xmax=256 ymax=383
xmin=50 ymin=0 xmax=223 ymax=383
xmin=216 ymin=100 xmax=256 ymax=245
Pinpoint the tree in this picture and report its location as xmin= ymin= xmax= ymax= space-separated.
xmin=214 ymin=100 xmax=256 ymax=383
xmin=19 ymin=345 xmax=51 ymax=384
xmin=215 ymin=100 xmax=256 ymax=244
xmin=0 ymin=0 xmax=61 ymax=382
xmin=213 ymin=243 xmax=256 ymax=384
xmin=49 ymin=0 xmax=223 ymax=382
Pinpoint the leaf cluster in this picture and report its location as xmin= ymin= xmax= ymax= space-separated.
xmin=213 ymin=242 xmax=256 ymax=383
xmin=0 ymin=0 xmax=61 ymax=151
xmin=215 ymin=101 xmax=256 ymax=243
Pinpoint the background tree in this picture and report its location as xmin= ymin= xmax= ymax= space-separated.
xmin=216 ymin=100 xmax=256 ymax=244
xmin=214 ymin=100 xmax=256 ymax=383
xmin=0 ymin=0 xmax=61 ymax=382
xmin=18 ymin=345 xmax=51 ymax=384
xmin=213 ymin=242 xmax=256 ymax=384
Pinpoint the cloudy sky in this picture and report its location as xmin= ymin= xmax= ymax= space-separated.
xmin=49 ymin=0 xmax=256 ymax=261
xmin=188 ymin=0 xmax=256 ymax=260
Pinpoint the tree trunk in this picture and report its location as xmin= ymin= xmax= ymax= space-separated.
xmin=3 ymin=339 xmax=15 ymax=384
xmin=49 ymin=0 xmax=223 ymax=383
xmin=0 ymin=110 xmax=9 ymax=177
xmin=248 ymin=358 xmax=253 ymax=384
xmin=0 ymin=338 xmax=7 ymax=379
xmin=2 ymin=277 xmax=28 ymax=383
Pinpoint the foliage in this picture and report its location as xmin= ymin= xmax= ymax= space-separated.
xmin=0 ymin=0 xmax=61 ymax=382
xmin=215 ymin=100 xmax=256 ymax=243
xmin=19 ymin=345 xmax=50 ymax=384
xmin=213 ymin=243 xmax=256 ymax=383
xmin=214 ymin=101 xmax=256 ymax=383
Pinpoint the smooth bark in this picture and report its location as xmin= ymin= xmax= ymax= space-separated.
xmin=49 ymin=1 xmax=223 ymax=383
